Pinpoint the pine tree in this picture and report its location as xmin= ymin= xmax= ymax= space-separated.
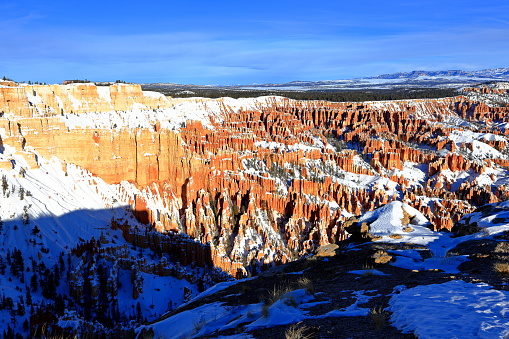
xmin=22 ymin=206 xmax=29 ymax=225
xmin=5 ymin=325 xmax=14 ymax=339
xmin=0 ymin=256 xmax=5 ymax=275
xmin=10 ymin=248 xmax=24 ymax=279
xmin=17 ymin=300 xmax=25 ymax=316
xmin=2 ymin=175 xmax=8 ymax=194
xmin=5 ymin=296 xmax=14 ymax=309
xmin=136 ymin=302 xmax=142 ymax=321
xmin=25 ymin=289 xmax=32 ymax=306
xmin=30 ymin=273 xmax=38 ymax=292
xmin=59 ymin=252 xmax=66 ymax=272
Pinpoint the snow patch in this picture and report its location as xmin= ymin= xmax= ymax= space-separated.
xmin=389 ymin=280 xmax=509 ymax=339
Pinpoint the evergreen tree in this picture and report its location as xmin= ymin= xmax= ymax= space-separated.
xmin=31 ymin=273 xmax=38 ymax=292
xmin=59 ymin=252 xmax=66 ymax=272
xmin=4 ymin=296 xmax=14 ymax=309
xmin=1 ymin=175 xmax=7 ymax=194
xmin=10 ymin=248 xmax=24 ymax=280
xmin=17 ymin=300 xmax=25 ymax=316
xmin=0 ymin=256 xmax=5 ymax=275
xmin=5 ymin=325 xmax=14 ymax=339
xmin=25 ymin=289 xmax=32 ymax=306
xmin=136 ymin=302 xmax=142 ymax=321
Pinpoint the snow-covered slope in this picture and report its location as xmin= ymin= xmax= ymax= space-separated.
xmin=390 ymin=280 xmax=509 ymax=339
xmin=61 ymin=95 xmax=286 ymax=131
xmin=0 ymin=145 xmax=127 ymax=257
xmin=0 ymin=146 xmax=228 ymax=336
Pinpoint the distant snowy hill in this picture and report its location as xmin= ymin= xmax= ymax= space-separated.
xmin=142 ymin=68 xmax=509 ymax=94
xmin=367 ymin=68 xmax=509 ymax=80
xmin=231 ymin=68 xmax=509 ymax=91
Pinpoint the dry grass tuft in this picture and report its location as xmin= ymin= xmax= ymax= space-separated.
xmin=267 ymin=284 xmax=293 ymax=305
xmin=297 ymin=277 xmax=315 ymax=295
xmin=261 ymin=281 xmax=304 ymax=317
xmin=493 ymin=261 xmax=509 ymax=276
xmin=362 ymin=263 xmax=374 ymax=270
xmin=495 ymin=242 xmax=509 ymax=254
xmin=285 ymin=323 xmax=314 ymax=339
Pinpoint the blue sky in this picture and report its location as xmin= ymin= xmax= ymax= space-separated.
xmin=1 ymin=0 xmax=508 ymax=85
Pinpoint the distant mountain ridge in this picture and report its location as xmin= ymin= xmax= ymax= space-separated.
xmin=367 ymin=68 xmax=509 ymax=80
xmin=229 ymin=68 xmax=509 ymax=91
xmin=142 ymin=68 xmax=509 ymax=93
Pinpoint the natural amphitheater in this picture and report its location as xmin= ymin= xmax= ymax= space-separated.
xmin=1 ymin=74 xmax=509 ymax=338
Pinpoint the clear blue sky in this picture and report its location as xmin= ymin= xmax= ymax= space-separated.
xmin=1 ymin=0 xmax=508 ymax=85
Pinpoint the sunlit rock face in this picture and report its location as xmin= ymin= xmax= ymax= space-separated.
xmin=0 ymin=83 xmax=168 ymax=117
xmin=1 ymin=82 xmax=509 ymax=276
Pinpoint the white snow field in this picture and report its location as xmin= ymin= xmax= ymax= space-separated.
xmin=389 ymin=280 xmax=509 ymax=339
xmin=138 ymin=288 xmax=382 ymax=338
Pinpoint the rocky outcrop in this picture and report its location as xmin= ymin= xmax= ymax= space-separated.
xmin=342 ymin=217 xmax=382 ymax=242
xmin=369 ymin=250 xmax=393 ymax=264
xmin=314 ymin=243 xmax=340 ymax=257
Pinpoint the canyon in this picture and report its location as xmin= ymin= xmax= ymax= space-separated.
xmin=3 ymin=82 xmax=509 ymax=272
xmin=0 ymin=80 xmax=509 ymax=336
